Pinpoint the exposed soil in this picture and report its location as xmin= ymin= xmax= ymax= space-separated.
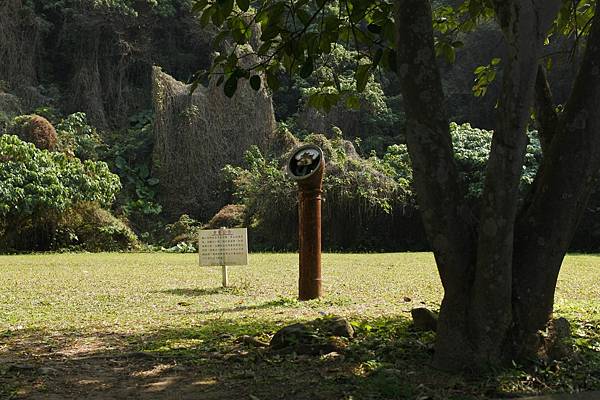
xmin=1 ymin=331 xmax=356 ymax=400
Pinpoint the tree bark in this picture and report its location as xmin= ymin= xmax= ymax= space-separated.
xmin=512 ymin=10 xmax=600 ymax=359
xmin=470 ymin=0 xmax=561 ymax=365
xmin=395 ymin=0 xmax=476 ymax=368
xmin=534 ymin=65 xmax=559 ymax=155
xmin=394 ymin=0 xmax=599 ymax=370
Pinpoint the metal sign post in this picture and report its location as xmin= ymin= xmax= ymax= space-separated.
xmin=287 ymin=144 xmax=325 ymax=300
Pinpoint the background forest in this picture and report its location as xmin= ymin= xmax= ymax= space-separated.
xmin=1 ymin=0 xmax=598 ymax=253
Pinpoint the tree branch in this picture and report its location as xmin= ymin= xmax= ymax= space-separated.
xmin=395 ymin=0 xmax=473 ymax=290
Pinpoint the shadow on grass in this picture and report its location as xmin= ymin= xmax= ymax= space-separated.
xmin=1 ymin=315 xmax=599 ymax=400
xmin=194 ymin=297 xmax=302 ymax=315
xmin=159 ymin=287 xmax=244 ymax=296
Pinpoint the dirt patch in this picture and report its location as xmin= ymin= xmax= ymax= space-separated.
xmin=0 ymin=331 xmax=356 ymax=400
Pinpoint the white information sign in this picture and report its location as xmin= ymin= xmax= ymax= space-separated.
xmin=199 ymin=228 xmax=248 ymax=267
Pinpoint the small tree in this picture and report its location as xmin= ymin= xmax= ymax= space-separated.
xmin=0 ymin=134 xmax=121 ymax=250
xmin=193 ymin=0 xmax=600 ymax=369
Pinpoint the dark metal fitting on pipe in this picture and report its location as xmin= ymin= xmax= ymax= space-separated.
xmin=287 ymin=144 xmax=325 ymax=301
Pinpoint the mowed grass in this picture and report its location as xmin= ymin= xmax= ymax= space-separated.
xmin=0 ymin=252 xmax=598 ymax=400
xmin=0 ymin=252 xmax=597 ymax=333
xmin=0 ymin=252 xmax=448 ymax=334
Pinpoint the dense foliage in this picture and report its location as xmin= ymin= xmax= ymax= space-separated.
xmin=220 ymin=123 xmax=543 ymax=251
xmin=223 ymin=131 xmax=410 ymax=250
xmin=0 ymin=134 xmax=121 ymax=250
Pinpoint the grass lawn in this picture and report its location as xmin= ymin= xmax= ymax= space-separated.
xmin=0 ymin=252 xmax=598 ymax=399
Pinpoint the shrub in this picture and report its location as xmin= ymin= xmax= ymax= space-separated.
xmin=450 ymin=122 xmax=541 ymax=200
xmin=380 ymin=123 xmax=542 ymax=203
xmin=208 ymin=204 xmax=246 ymax=229
xmin=12 ymin=114 xmax=58 ymax=151
xmin=223 ymin=124 xmax=542 ymax=251
xmin=0 ymin=134 xmax=121 ymax=251
xmin=55 ymin=112 xmax=105 ymax=160
xmin=224 ymin=134 xmax=410 ymax=250
xmin=56 ymin=202 xmax=138 ymax=252
xmin=164 ymin=214 xmax=202 ymax=246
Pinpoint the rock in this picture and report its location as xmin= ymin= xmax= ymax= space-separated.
xmin=270 ymin=317 xmax=354 ymax=355
xmin=403 ymin=297 xmax=412 ymax=302
xmin=325 ymin=317 xmax=354 ymax=338
xmin=551 ymin=317 xmax=571 ymax=339
xmin=238 ymin=335 xmax=269 ymax=347
xmin=270 ymin=323 xmax=314 ymax=350
xmin=411 ymin=307 xmax=438 ymax=332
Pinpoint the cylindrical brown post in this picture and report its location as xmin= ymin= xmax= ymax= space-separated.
xmin=287 ymin=145 xmax=325 ymax=301
xmin=298 ymin=186 xmax=323 ymax=300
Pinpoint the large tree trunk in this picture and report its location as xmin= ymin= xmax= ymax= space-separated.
xmin=395 ymin=0 xmax=477 ymax=368
xmin=511 ymin=10 xmax=600 ymax=359
xmin=394 ymin=0 xmax=599 ymax=370
xmin=469 ymin=0 xmax=560 ymax=365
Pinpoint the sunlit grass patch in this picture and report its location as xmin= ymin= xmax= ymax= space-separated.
xmin=0 ymin=252 xmax=597 ymax=399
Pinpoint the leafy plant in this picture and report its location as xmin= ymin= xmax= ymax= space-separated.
xmin=55 ymin=112 xmax=106 ymax=160
xmin=0 ymin=134 xmax=121 ymax=250
xmin=104 ymin=110 xmax=162 ymax=218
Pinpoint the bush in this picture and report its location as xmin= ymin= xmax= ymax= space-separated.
xmin=224 ymin=133 xmax=413 ymax=250
xmin=56 ymin=202 xmax=138 ymax=252
xmin=164 ymin=214 xmax=202 ymax=246
xmin=12 ymin=114 xmax=58 ymax=151
xmin=449 ymin=122 xmax=541 ymax=201
xmin=55 ymin=112 xmax=105 ymax=160
xmin=0 ymin=134 xmax=121 ymax=251
xmin=380 ymin=123 xmax=542 ymax=203
xmin=208 ymin=204 xmax=245 ymax=229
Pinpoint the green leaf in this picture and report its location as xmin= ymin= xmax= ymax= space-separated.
xmin=297 ymin=8 xmax=312 ymax=26
xmin=250 ymin=75 xmax=261 ymax=91
xmin=217 ymin=0 xmax=234 ymax=17
xmin=192 ymin=0 xmax=209 ymax=13
xmin=299 ymin=57 xmax=314 ymax=78
xmin=189 ymin=80 xmax=200 ymax=94
xmin=236 ymin=0 xmax=249 ymax=12
xmin=199 ymin=6 xmax=215 ymax=27
xmin=265 ymin=71 xmax=280 ymax=91
xmin=224 ymin=76 xmax=238 ymax=97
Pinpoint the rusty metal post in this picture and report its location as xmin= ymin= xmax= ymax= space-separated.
xmin=287 ymin=145 xmax=325 ymax=300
